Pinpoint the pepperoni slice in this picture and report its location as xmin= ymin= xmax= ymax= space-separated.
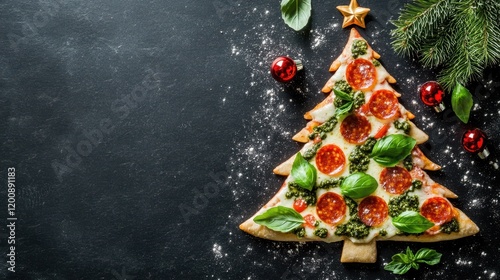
xmin=315 ymin=144 xmax=346 ymax=175
xmin=421 ymin=197 xmax=453 ymax=226
xmin=380 ymin=166 xmax=413 ymax=194
xmin=368 ymin=89 xmax=400 ymax=120
xmin=316 ymin=192 xmax=346 ymax=225
xmin=303 ymin=214 xmax=317 ymax=228
xmin=340 ymin=114 xmax=371 ymax=144
xmin=346 ymin=58 xmax=377 ymax=91
xmin=358 ymin=196 xmax=388 ymax=227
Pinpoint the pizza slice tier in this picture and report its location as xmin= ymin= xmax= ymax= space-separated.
xmin=240 ymin=28 xmax=479 ymax=263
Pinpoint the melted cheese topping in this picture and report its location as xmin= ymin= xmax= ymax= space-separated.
xmin=309 ymin=102 xmax=336 ymax=123
xmin=275 ymin=39 xmax=443 ymax=243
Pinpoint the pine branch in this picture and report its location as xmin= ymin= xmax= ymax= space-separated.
xmin=478 ymin=0 xmax=500 ymax=65
xmin=438 ymin=0 xmax=484 ymax=90
xmin=390 ymin=0 xmax=452 ymax=56
xmin=419 ymin=28 xmax=452 ymax=68
xmin=391 ymin=0 xmax=500 ymax=90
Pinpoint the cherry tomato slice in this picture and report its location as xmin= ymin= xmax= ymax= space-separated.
xmin=293 ymin=198 xmax=308 ymax=213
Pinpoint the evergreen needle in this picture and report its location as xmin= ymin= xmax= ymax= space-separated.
xmin=391 ymin=0 xmax=500 ymax=90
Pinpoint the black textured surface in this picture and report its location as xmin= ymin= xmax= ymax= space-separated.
xmin=1 ymin=1 xmax=499 ymax=279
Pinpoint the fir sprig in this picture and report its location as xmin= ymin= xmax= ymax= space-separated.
xmin=391 ymin=0 xmax=500 ymax=90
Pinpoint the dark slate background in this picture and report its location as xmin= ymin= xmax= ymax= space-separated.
xmin=1 ymin=0 xmax=499 ymax=279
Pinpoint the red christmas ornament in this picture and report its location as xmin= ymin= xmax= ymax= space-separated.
xmin=270 ymin=56 xmax=303 ymax=83
xmin=419 ymin=81 xmax=445 ymax=112
xmin=462 ymin=128 xmax=490 ymax=159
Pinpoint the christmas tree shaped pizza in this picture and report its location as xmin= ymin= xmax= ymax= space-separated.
xmin=240 ymin=28 xmax=479 ymax=263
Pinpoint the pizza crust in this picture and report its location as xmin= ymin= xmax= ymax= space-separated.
xmin=341 ymin=239 xmax=377 ymax=263
xmin=304 ymin=94 xmax=334 ymax=120
xmin=409 ymin=121 xmax=429 ymax=144
xmin=412 ymin=146 xmax=441 ymax=171
xmin=272 ymin=154 xmax=295 ymax=176
xmin=292 ymin=128 xmax=310 ymax=143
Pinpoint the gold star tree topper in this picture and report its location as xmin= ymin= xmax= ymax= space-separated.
xmin=336 ymin=0 xmax=370 ymax=28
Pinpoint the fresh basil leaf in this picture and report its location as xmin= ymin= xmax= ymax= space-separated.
xmin=384 ymin=251 xmax=413 ymax=275
xmin=335 ymin=101 xmax=353 ymax=117
xmin=291 ymin=152 xmax=317 ymax=191
xmin=385 ymin=247 xmax=441 ymax=275
xmin=392 ymin=211 xmax=434 ymax=233
xmin=333 ymin=88 xmax=353 ymax=101
xmin=414 ymin=248 xmax=442 ymax=265
xmin=370 ymin=134 xmax=417 ymax=167
xmin=340 ymin=172 xmax=378 ymax=199
xmin=451 ymin=82 xmax=473 ymax=123
xmin=280 ymin=0 xmax=312 ymax=31
xmin=392 ymin=252 xmax=410 ymax=264
xmin=406 ymin=246 xmax=415 ymax=260
xmin=253 ymin=206 xmax=304 ymax=232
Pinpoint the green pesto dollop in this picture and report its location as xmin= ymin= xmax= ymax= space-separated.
xmin=344 ymin=196 xmax=358 ymax=216
xmin=379 ymin=229 xmax=388 ymax=236
xmin=411 ymin=179 xmax=423 ymax=191
xmin=285 ymin=182 xmax=317 ymax=206
xmin=334 ymin=215 xmax=371 ymax=239
xmin=334 ymin=197 xmax=370 ymax=239
xmin=441 ymin=218 xmax=459 ymax=234
xmin=293 ymin=226 xmax=306 ymax=238
xmin=351 ymin=39 xmax=368 ymax=58
xmin=317 ymin=177 xmax=344 ymax=189
xmin=394 ymin=120 xmax=411 ymax=134
xmin=353 ymin=91 xmax=365 ymax=109
xmin=334 ymin=80 xmax=352 ymax=94
xmin=333 ymin=89 xmax=364 ymax=110
xmin=403 ymin=155 xmax=413 ymax=171
xmin=309 ymin=116 xmax=339 ymax=140
xmin=348 ymin=137 xmax=377 ymax=173
xmin=388 ymin=193 xmax=419 ymax=217
xmin=314 ymin=228 xmax=328 ymax=238
xmin=302 ymin=142 xmax=322 ymax=161
xmin=372 ymin=59 xmax=381 ymax=67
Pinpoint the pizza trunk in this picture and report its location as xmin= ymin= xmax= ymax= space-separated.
xmin=239 ymin=28 xmax=479 ymax=263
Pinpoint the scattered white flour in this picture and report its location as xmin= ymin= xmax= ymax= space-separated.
xmin=212 ymin=243 xmax=223 ymax=259
xmin=211 ymin=2 xmax=500 ymax=279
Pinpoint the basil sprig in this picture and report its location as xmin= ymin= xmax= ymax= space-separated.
xmin=451 ymin=82 xmax=473 ymax=123
xmin=280 ymin=0 xmax=312 ymax=31
xmin=340 ymin=172 xmax=378 ymax=199
xmin=253 ymin=206 xmax=304 ymax=233
xmin=370 ymin=134 xmax=416 ymax=167
xmin=384 ymin=247 xmax=442 ymax=275
xmin=291 ymin=153 xmax=317 ymax=191
xmin=333 ymin=88 xmax=354 ymax=116
xmin=392 ymin=211 xmax=434 ymax=233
